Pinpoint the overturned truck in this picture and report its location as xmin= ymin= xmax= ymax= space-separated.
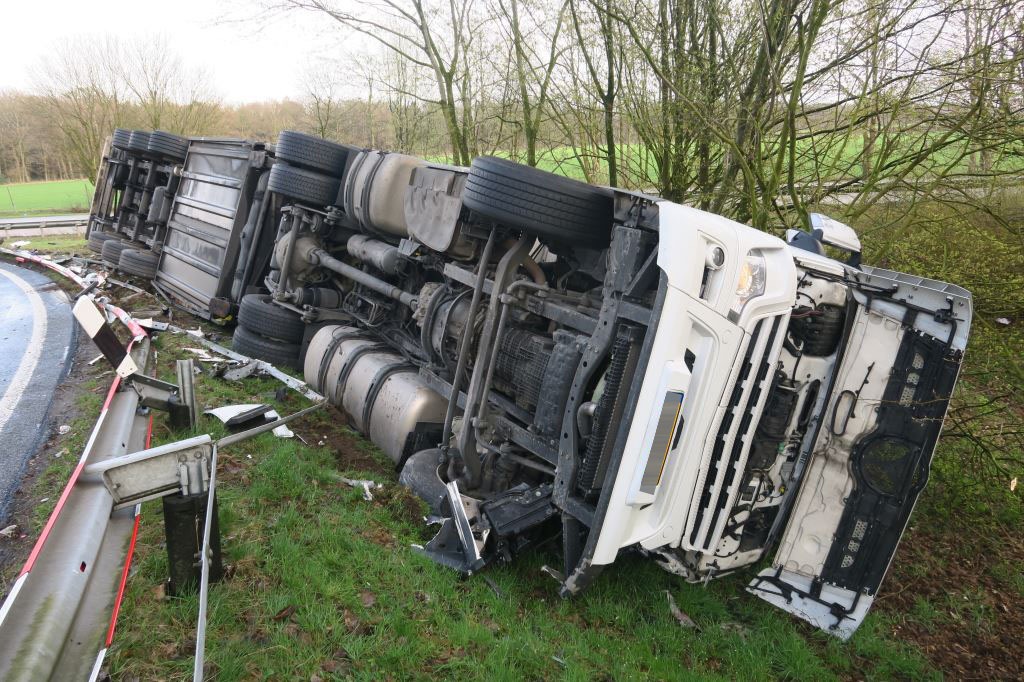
xmin=87 ymin=129 xmax=972 ymax=639
xmin=221 ymin=135 xmax=971 ymax=640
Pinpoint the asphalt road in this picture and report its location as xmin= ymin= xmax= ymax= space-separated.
xmin=0 ymin=261 xmax=76 ymax=522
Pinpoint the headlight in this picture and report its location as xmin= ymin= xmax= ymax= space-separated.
xmin=734 ymin=254 xmax=766 ymax=310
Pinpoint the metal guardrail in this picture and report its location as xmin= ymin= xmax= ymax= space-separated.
xmin=0 ymin=213 xmax=90 ymax=228
xmin=1 ymin=214 xmax=90 ymax=239
xmin=0 ymin=247 xmax=325 ymax=680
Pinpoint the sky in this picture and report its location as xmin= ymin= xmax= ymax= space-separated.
xmin=0 ymin=0 xmax=352 ymax=103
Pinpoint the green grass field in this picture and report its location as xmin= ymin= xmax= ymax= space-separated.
xmin=0 ymin=179 xmax=94 ymax=217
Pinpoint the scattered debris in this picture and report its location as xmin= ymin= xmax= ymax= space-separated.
xmin=336 ymin=476 xmax=382 ymax=501
xmin=265 ymin=410 xmax=294 ymax=438
xmin=53 ymin=449 xmax=68 ymax=459
xmin=272 ymin=604 xmax=296 ymax=621
xmin=665 ymin=590 xmax=697 ymax=628
xmin=135 ymin=318 xmax=169 ymax=332
xmin=223 ymin=361 xmax=259 ymax=381
xmin=1011 ymin=477 xmax=1018 ymax=492
xmin=995 ymin=317 xmax=1011 ymax=325
xmin=88 ymin=354 xmax=104 ymax=366
xmin=484 ymin=576 xmax=504 ymax=597
xmin=57 ymin=425 xmax=71 ymax=435
xmin=0 ymin=524 xmax=19 ymax=539
xmin=11 ymin=241 xmax=30 ymax=248
xmin=108 ymin=278 xmax=145 ymax=294
xmin=204 ymin=404 xmax=271 ymax=428
xmin=552 ymin=654 xmax=567 ymax=668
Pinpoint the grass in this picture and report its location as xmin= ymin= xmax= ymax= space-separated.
xmin=1 ymin=234 xmax=89 ymax=254
xmin=102 ymin=329 xmax=938 ymax=681
xmin=0 ymin=179 xmax=94 ymax=217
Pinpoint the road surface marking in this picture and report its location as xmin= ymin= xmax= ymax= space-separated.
xmin=0 ymin=266 xmax=48 ymax=435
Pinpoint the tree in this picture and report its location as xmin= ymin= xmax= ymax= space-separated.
xmin=270 ymin=0 xmax=480 ymax=165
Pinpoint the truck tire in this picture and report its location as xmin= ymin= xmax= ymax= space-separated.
xmin=463 ymin=156 xmax=615 ymax=248
xmin=790 ymin=304 xmax=845 ymax=356
xmin=275 ymin=131 xmax=353 ymax=177
xmin=238 ymin=294 xmax=305 ymax=343
xmin=267 ymin=163 xmax=339 ymax=207
xmin=118 ymin=248 xmax=159 ymax=278
xmin=112 ymin=128 xmax=132 ymax=150
xmin=101 ymin=238 xmax=130 ymax=268
xmin=147 ymin=130 xmax=189 ymax=161
xmin=88 ymin=230 xmax=118 ymax=253
xmin=126 ymin=130 xmax=151 ymax=154
xmin=231 ymin=325 xmax=302 ymax=370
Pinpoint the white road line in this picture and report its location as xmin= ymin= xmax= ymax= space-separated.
xmin=0 ymin=266 xmax=48 ymax=434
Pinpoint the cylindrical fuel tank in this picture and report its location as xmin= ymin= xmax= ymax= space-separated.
xmin=304 ymin=325 xmax=447 ymax=464
xmin=341 ymin=151 xmax=425 ymax=237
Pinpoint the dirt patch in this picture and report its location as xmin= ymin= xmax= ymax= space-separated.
xmin=297 ymin=407 xmax=391 ymax=476
xmin=879 ymin=524 xmax=1024 ymax=680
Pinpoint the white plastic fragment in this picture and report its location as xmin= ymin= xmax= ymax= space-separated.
xmin=337 ymin=476 xmax=382 ymax=501
xmin=265 ymin=410 xmax=294 ymax=438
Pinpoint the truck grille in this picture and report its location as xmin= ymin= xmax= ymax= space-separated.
xmin=687 ymin=314 xmax=786 ymax=551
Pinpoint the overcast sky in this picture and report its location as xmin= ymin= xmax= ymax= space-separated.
xmin=0 ymin=0 xmax=351 ymax=103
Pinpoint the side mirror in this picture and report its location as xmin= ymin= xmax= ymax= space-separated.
xmin=787 ymin=214 xmax=862 ymax=267
xmin=808 ymin=213 xmax=861 ymax=254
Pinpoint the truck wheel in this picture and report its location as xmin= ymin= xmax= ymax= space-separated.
xmin=147 ymin=130 xmax=189 ymax=161
xmin=463 ymin=156 xmax=615 ymax=248
xmin=88 ymin=230 xmax=118 ymax=253
xmin=112 ymin=128 xmax=132 ymax=150
xmin=275 ymin=131 xmax=354 ymax=177
xmin=100 ymin=238 xmax=130 ymax=268
xmin=231 ymin=325 xmax=302 ymax=369
xmin=267 ymin=163 xmax=340 ymax=208
xmin=118 ymin=248 xmax=159 ymax=278
xmin=238 ymin=294 xmax=305 ymax=343
xmin=790 ymin=304 xmax=846 ymax=356
xmin=125 ymin=130 xmax=151 ymax=154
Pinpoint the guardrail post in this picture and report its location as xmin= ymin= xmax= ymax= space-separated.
xmin=163 ymin=492 xmax=223 ymax=596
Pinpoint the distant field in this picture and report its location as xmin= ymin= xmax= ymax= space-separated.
xmin=0 ymin=179 xmax=94 ymax=217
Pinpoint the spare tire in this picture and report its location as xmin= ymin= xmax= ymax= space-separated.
xmin=118 ymin=248 xmax=160 ymax=278
xmin=147 ymin=130 xmax=189 ymax=161
xmin=267 ymin=163 xmax=339 ymax=207
xmin=275 ymin=130 xmax=355 ymax=177
xmin=231 ymin=325 xmax=301 ymax=370
xmin=88 ymin=230 xmax=118 ymax=253
xmin=238 ymin=294 xmax=305 ymax=343
xmin=101 ymin=237 xmax=131 ymax=267
xmin=463 ymin=156 xmax=614 ymax=248
xmin=126 ymin=130 xmax=151 ymax=154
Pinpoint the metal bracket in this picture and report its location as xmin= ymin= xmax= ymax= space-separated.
xmin=83 ymin=435 xmax=214 ymax=509
xmin=413 ymin=481 xmax=488 ymax=575
xmin=72 ymin=295 xmax=197 ymax=430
